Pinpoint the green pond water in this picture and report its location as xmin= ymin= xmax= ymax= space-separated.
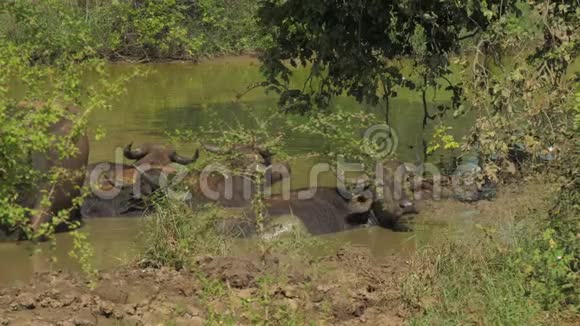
xmin=0 ymin=57 xmax=472 ymax=285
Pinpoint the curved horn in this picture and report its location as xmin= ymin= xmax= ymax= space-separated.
xmin=123 ymin=142 xmax=148 ymax=161
xmin=170 ymin=149 xmax=200 ymax=165
xmin=202 ymin=143 xmax=228 ymax=154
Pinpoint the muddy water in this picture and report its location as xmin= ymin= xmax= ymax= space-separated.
xmin=0 ymin=57 xmax=473 ymax=285
xmin=0 ymin=218 xmax=443 ymax=286
xmin=0 ymin=218 xmax=140 ymax=286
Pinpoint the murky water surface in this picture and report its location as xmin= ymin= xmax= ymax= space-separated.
xmin=1 ymin=57 xmax=473 ymax=285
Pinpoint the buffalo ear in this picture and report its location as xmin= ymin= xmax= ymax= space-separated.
xmin=124 ymin=142 xmax=147 ymax=161
xmin=345 ymin=189 xmax=374 ymax=217
xmin=170 ymin=149 xmax=199 ymax=165
xmin=356 ymin=189 xmax=374 ymax=204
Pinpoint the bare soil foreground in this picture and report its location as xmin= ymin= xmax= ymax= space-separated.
xmin=0 ymin=181 xmax=562 ymax=325
xmin=0 ymin=249 xmax=412 ymax=325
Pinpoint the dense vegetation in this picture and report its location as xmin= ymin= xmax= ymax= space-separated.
xmin=0 ymin=0 xmax=578 ymax=323
xmin=257 ymin=0 xmax=578 ymax=175
xmin=0 ymin=0 xmax=264 ymax=238
xmin=0 ymin=0 xmax=264 ymax=61
xmin=256 ymin=0 xmax=579 ymax=320
xmin=0 ymin=39 xmax=129 ymax=240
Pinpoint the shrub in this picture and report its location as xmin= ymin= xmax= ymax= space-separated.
xmin=0 ymin=0 xmax=263 ymax=61
xmin=0 ymin=37 xmax=126 ymax=239
xmin=139 ymin=200 xmax=231 ymax=270
xmin=108 ymin=0 xmax=201 ymax=59
xmin=462 ymin=1 xmax=578 ymax=182
xmin=404 ymin=188 xmax=578 ymax=324
xmin=0 ymin=0 xmax=98 ymax=64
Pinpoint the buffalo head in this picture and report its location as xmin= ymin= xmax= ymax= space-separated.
xmin=335 ymin=184 xmax=376 ymax=225
xmin=202 ymin=143 xmax=290 ymax=184
xmin=354 ymin=160 xmax=418 ymax=231
xmin=124 ymin=142 xmax=199 ymax=168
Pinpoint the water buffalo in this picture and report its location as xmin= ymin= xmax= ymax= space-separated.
xmin=375 ymin=160 xmax=419 ymax=220
xmin=12 ymin=101 xmax=89 ymax=237
xmin=192 ymin=143 xmax=291 ymax=207
xmin=267 ymin=186 xmax=379 ymax=234
xmin=221 ymin=185 xmax=417 ymax=238
xmin=218 ymin=186 xmax=375 ymax=237
xmin=221 ymin=160 xmax=418 ymax=237
xmin=82 ymin=163 xmax=153 ymax=218
xmin=201 ymin=143 xmax=290 ymax=182
xmin=81 ymin=143 xmax=199 ymax=218
xmin=82 ymin=142 xmax=291 ymax=217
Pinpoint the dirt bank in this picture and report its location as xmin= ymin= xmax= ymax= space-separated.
xmin=0 ymin=247 xmax=415 ymax=325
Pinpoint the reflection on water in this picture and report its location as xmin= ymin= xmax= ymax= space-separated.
xmin=1 ymin=57 xmax=473 ymax=285
xmin=90 ymin=57 xmax=472 ymax=164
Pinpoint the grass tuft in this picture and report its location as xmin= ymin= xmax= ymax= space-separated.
xmin=138 ymin=199 xmax=231 ymax=270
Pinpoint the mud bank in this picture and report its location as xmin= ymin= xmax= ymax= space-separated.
xmin=0 ymin=248 xmax=415 ymax=325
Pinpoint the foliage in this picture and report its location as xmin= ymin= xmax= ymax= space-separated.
xmin=0 ymin=37 xmax=127 ymax=240
xmin=0 ymin=0 xmax=98 ymax=64
xmin=404 ymin=169 xmax=578 ymax=323
xmin=69 ymin=230 xmax=98 ymax=288
xmin=462 ymin=0 xmax=579 ymax=181
xmin=575 ymin=90 xmax=580 ymax=131
xmin=404 ymin=216 xmax=577 ymax=324
xmin=293 ymin=109 xmax=389 ymax=183
xmin=536 ymin=145 xmax=579 ymax=310
xmin=426 ymin=124 xmax=460 ymax=154
xmin=256 ymin=0 xmax=518 ymax=115
xmin=251 ymin=169 xmax=268 ymax=237
xmin=193 ymin=0 xmax=269 ymax=56
xmin=403 ymin=0 xmax=580 ymax=313
xmin=184 ymin=109 xmax=289 ymax=240
xmin=193 ymin=109 xmax=289 ymax=173
xmin=295 ymin=110 xmax=381 ymax=162
xmin=257 ymin=0 xmax=578 ymax=181
xmin=109 ymin=0 xmax=201 ymax=59
xmin=519 ymin=226 xmax=578 ymax=311
xmin=404 ymin=234 xmax=543 ymax=325
xmin=0 ymin=0 xmax=264 ymax=61
xmin=139 ymin=200 xmax=231 ymax=270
